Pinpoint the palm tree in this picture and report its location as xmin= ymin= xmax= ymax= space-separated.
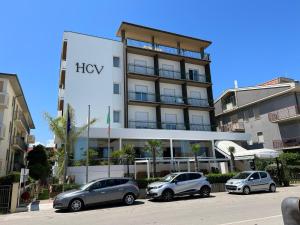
xmin=191 ymin=143 xmax=201 ymax=172
xmin=145 ymin=140 xmax=162 ymax=178
xmin=112 ymin=144 xmax=135 ymax=176
xmin=44 ymin=106 xmax=96 ymax=180
xmin=228 ymin=146 xmax=236 ymax=172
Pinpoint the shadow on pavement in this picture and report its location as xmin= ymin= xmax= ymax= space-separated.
xmin=55 ymin=200 xmax=144 ymax=213
xmin=148 ymin=195 xmax=215 ymax=203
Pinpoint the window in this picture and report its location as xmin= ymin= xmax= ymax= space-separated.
xmin=188 ymin=69 xmax=199 ymax=81
xmin=249 ymin=172 xmax=260 ymax=180
xmin=113 ymin=83 xmax=120 ymax=94
xmin=90 ymin=180 xmax=107 ymax=190
xmin=174 ymin=174 xmax=188 ymax=182
xmin=254 ymin=107 xmax=260 ymax=120
xmin=257 ymin=132 xmax=264 ymax=143
xmin=259 ymin=172 xmax=268 ymax=179
xmin=113 ymin=56 xmax=120 ymax=67
xmin=113 ymin=111 xmax=120 ymax=123
xmin=188 ymin=173 xmax=201 ymax=180
xmin=244 ymin=110 xmax=249 ymax=122
xmin=135 ymin=85 xmax=148 ymax=101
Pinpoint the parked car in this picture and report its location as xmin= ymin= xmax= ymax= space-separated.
xmin=53 ymin=177 xmax=139 ymax=212
xmin=225 ymin=171 xmax=276 ymax=195
xmin=146 ymin=172 xmax=211 ymax=201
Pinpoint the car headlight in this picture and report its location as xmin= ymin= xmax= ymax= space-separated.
xmin=152 ymin=185 xmax=163 ymax=189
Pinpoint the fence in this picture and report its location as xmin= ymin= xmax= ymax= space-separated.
xmin=0 ymin=185 xmax=12 ymax=213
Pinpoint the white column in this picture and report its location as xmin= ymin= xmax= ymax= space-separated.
xmin=119 ymin=138 xmax=122 ymax=150
xmin=170 ymin=139 xmax=174 ymax=171
xmin=147 ymin=160 xmax=150 ymax=179
xmin=187 ymin=160 xmax=190 ymax=172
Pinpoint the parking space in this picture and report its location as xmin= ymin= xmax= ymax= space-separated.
xmin=1 ymin=185 xmax=299 ymax=225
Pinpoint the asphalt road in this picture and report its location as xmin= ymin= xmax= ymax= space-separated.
xmin=1 ymin=185 xmax=299 ymax=225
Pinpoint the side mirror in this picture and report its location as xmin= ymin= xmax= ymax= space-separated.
xmin=173 ymin=180 xmax=178 ymax=184
xmin=249 ymin=177 xmax=254 ymax=181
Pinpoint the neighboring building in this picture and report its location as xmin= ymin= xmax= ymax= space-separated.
xmin=214 ymin=77 xmax=300 ymax=151
xmin=57 ymin=22 xmax=251 ymax=173
xmin=0 ymin=73 xmax=35 ymax=176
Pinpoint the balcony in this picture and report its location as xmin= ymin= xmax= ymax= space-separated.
xmin=128 ymin=120 xmax=157 ymax=129
xmin=190 ymin=124 xmax=211 ymax=131
xmin=186 ymin=73 xmax=207 ymax=83
xmin=27 ymin=135 xmax=35 ymax=144
xmin=128 ymin=91 xmax=156 ymax=103
xmin=220 ymin=122 xmax=245 ymax=132
xmin=268 ymin=105 xmax=300 ymax=123
xmin=160 ymin=95 xmax=185 ymax=105
xmin=12 ymin=136 xmax=28 ymax=151
xmin=187 ymin=98 xmax=209 ymax=107
xmin=0 ymin=123 xmax=5 ymax=139
xmin=127 ymin=63 xmax=155 ymax=76
xmin=161 ymin=122 xmax=186 ymax=130
xmin=14 ymin=110 xmax=30 ymax=133
xmin=159 ymin=68 xmax=182 ymax=80
xmin=0 ymin=92 xmax=9 ymax=108
xmin=273 ymin=136 xmax=300 ymax=149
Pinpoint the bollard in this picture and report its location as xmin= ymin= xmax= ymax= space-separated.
xmin=281 ymin=197 xmax=300 ymax=225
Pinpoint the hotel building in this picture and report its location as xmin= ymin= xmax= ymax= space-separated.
xmin=57 ymin=22 xmax=251 ymax=174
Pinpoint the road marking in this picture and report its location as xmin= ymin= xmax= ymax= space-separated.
xmin=217 ymin=215 xmax=282 ymax=225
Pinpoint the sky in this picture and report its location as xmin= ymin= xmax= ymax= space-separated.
xmin=0 ymin=0 xmax=300 ymax=145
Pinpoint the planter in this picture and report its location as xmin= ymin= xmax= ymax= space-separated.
xmin=211 ymin=183 xmax=226 ymax=192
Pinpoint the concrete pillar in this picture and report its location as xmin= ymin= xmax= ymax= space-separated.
xmin=10 ymin=183 xmax=19 ymax=213
xmin=147 ymin=160 xmax=150 ymax=179
xmin=170 ymin=139 xmax=174 ymax=171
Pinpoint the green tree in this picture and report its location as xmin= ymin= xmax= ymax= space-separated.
xmin=44 ymin=106 xmax=96 ymax=180
xmin=112 ymin=144 xmax=135 ymax=176
xmin=145 ymin=140 xmax=162 ymax=178
xmin=27 ymin=145 xmax=51 ymax=181
xmin=191 ymin=143 xmax=201 ymax=172
xmin=228 ymin=146 xmax=236 ymax=172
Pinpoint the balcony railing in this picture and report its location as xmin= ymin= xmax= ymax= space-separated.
xmin=14 ymin=110 xmax=30 ymax=133
xmin=268 ymin=105 xmax=300 ymax=122
xmin=161 ymin=122 xmax=186 ymax=130
xmin=127 ymin=63 xmax=155 ymax=76
xmin=159 ymin=68 xmax=182 ymax=80
xmin=13 ymin=136 xmax=28 ymax=150
xmin=160 ymin=95 xmax=185 ymax=104
xmin=0 ymin=92 xmax=9 ymax=108
xmin=128 ymin=91 xmax=156 ymax=102
xmin=186 ymin=73 xmax=207 ymax=83
xmin=128 ymin=120 xmax=157 ymax=129
xmin=273 ymin=136 xmax=300 ymax=149
xmin=220 ymin=122 xmax=245 ymax=132
xmin=190 ymin=124 xmax=211 ymax=131
xmin=187 ymin=98 xmax=209 ymax=107
xmin=127 ymin=38 xmax=210 ymax=61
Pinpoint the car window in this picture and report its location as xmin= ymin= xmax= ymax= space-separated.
xmin=90 ymin=180 xmax=107 ymax=190
xmin=259 ymin=172 xmax=268 ymax=179
xmin=249 ymin=172 xmax=260 ymax=180
xmin=175 ymin=174 xmax=188 ymax=182
xmin=189 ymin=173 xmax=201 ymax=180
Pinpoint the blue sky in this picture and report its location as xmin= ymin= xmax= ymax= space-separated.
xmin=0 ymin=0 xmax=299 ymax=144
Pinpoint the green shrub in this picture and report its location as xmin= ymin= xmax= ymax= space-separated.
xmin=0 ymin=172 xmax=20 ymax=185
xmin=51 ymin=183 xmax=80 ymax=193
xmin=135 ymin=178 xmax=161 ymax=189
xmin=206 ymin=173 xmax=236 ymax=184
xmin=38 ymin=188 xmax=50 ymax=200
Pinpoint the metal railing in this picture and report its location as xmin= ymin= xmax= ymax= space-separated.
xmin=273 ymin=136 xmax=300 ymax=149
xmin=13 ymin=136 xmax=28 ymax=150
xmin=159 ymin=68 xmax=182 ymax=80
xmin=187 ymin=98 xmax=209 ymax=107
xmin=160 ymin=95 xmax=185 ymax=104
xmin=185 ymin=73 xmax=207 ymax=82
xmin=128 ymin=91 xmax=156 ymax=102
xmin=127 ymin=63 xmax=155 ymax=76
xmin=0 ymin=185 xmax=11 ymax=213
xmin=190 ymin=124 xmax=211 ymax=131
xmin=268 ymin=105 xmax=300 ymax=122
xmin=128 ymin=120 xmax=157 ymax=129
xmin=220 ymin=122 xmax=245 ymax=132
xmin=161 ymin=122 xmax=186 ymax=130
xmin=14 ymin=110 xmax=30 ymax=133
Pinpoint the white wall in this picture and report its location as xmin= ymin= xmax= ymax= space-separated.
xmin=160 ymin=83 xmax=182 ymax=96
xmin=128 ymin=79 xmax=155 ymax=93
xmin=62 ymin=32 xmax=124 ymax=128
xmin=185 ymin=63 xmax=205 ymax=74
xmin=128 ymin=105 xmax=157 ymax=122
xmin=158 ymin=58 xmax=180 ymax=71
xmin=189 ymin=110 xmax=210 ymax=125
xmin=187 ymin=86 xmax=208 ymax=99
xmin=127 ymin=53 xmax=154 ymax=67
xmin=161 ymin=108 xmax=184 ymax=123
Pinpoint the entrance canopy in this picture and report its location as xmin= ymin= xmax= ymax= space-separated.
xmin=215 ymin=141 xmax=279 ymax=160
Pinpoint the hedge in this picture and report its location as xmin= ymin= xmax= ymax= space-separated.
xmin=206 ymin=173 xmax=236 ymax=184
xmin=0 ymin=172 xmax=20 ymax=185
xmin=136 ymin=178 xmax=161 ymax=189
xmin=51 ymin=183 xmax=80 ymax=193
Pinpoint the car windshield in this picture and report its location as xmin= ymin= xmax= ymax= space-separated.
xmin=79 ymin=182 xmax=93 ymax=191
xmin=159 ymin=174 xmax=177 ymax=182
xmin=233 ymin=172 xmax=252 ymax=179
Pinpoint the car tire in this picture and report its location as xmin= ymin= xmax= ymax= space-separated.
xmin=69 ymin=199 xmax=84 ymax=212
xmin=162 ymin=190 xmax=174 ymax=201
xmin=199 ymin=186 xmax=211 ymax=198
xmin=123 ymin=193 xmax=136 ymax=205
xmin=243 ymin=186 xmax=250 ymax=195
xmin=269 ymin=184 xmax=276 ymax=193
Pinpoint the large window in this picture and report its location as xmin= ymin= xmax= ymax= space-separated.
xmin=113 ymin=111 xmax=120 ymax=123
xmin=113 ymin=56 xmax=120 ymax=67
xmin=257 ymin=132 xmax=264 ymax=143
xmin=113 ymin=83 xmax=120 ymax=94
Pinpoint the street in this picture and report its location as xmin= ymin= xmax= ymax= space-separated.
xmin=1 ymin=185 xmax=299 ymax=225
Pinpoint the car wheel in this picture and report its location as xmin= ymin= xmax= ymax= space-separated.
xmin=162 ymin=190 xmax=174 ymax=201
xmin=269 ymin=184 xmax=276 ymax=193
xmin=123 ymin=193 xmax=135 ymax=205
xmin=199 ymin=186 xmax=211 ymax=198
xmin=69 ymin=199 xmax=83 ymax=212
xmin=243 ymin=186 xmax=250 ymax=195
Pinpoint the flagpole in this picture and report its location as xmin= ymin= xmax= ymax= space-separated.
xmin=108 ymin=106 xmax=111 ymax=177
xmin=63 ymin=104 xmax=69 ymax=191
xmin=86 ymin=105 xmax=90 ymax=183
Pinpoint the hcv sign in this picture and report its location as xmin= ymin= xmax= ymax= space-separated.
xmin=75 ymin=62 xmax=104 ymax=75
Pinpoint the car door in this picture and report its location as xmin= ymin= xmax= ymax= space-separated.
xmin=188 ymin=173 xmax=202 ymax=192
xmin=248 ymin=172 xmax=261 ymax=191
xmin=172 ymin=174 xmax=189 ymax=194
xmin=103 ymin=179 xmax=126 ymax=202
xmin=259 ymin=172 xmax=270 ymax=190
xmin=85 ymin=180 xmax=107 ymax=205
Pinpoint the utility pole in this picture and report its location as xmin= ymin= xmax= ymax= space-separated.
xmin=86 ymin=105 xmax=90 ymax=183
